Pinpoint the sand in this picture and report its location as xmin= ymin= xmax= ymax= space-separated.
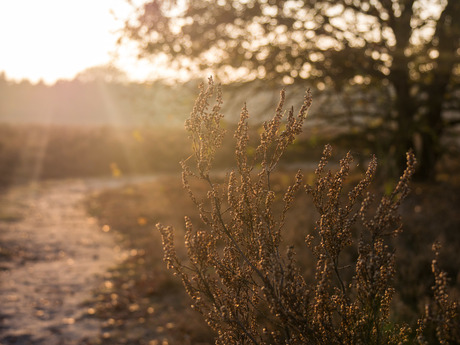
xmin=0 ymin=176 xmax=156 ymax=345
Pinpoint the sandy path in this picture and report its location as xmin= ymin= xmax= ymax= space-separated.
xmin=0 ymin=176 xmax=156 ymax=345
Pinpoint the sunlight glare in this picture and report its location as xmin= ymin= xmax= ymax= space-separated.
xmin=0 ymin=0 xmax=131 ymax=83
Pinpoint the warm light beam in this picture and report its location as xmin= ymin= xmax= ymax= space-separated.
xmin=0 ymin=0 xmax=131 ymax=84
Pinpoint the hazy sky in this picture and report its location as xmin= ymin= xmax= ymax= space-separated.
xmin=0 ymin=0 xmax=163 ymax=84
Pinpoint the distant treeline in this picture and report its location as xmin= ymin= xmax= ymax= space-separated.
xmin=0 ymin=72 xmax=199 ymax=127
xmin=0 ymin=71 xmax=340 ymax=129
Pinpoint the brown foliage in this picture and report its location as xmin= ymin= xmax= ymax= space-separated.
xmin=158 ymin=79 xmax=459 ymax=344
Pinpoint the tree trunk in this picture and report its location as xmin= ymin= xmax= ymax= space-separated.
xmin=416 ymin=79 xmax=447 ymax=181
xmin=392 ymin=84 xmax=444 ymax=182
xmin=417 ymin=130 xmax=441 ymax=181
xmin=390 ymin=73 xmax=417 ymax=179
xmin=414 ymin=0 xmax=460 ymax=181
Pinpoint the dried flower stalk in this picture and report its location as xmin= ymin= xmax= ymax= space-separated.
xmin=157 ymin=78 xmax=458 ymax=345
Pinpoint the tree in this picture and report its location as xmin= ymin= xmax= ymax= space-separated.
xmin=122 ymin=0 xmax=460 ymax=180
xmin=76 ymin=65 xmax=128 ymax=84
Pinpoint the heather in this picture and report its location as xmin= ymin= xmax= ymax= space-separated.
xmin=85 ymin=80 xmax=459 ymax=344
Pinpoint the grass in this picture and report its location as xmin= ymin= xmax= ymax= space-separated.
xmin=0 ymin=124 xmax=193 ymax=189
xmin=85 ymin=176 xmax=215 ymax=345
xmin=0 ymin=211 xmax=23 ymax=223
xmin=0 ymin=123 xmax=327 ymax=190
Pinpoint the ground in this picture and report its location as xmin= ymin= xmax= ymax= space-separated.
xmin=0 ymin=176 xmax=156 ymax=345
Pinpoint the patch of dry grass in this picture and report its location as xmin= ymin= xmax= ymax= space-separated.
xmin=85 ymin=176 xmax=215 ymax=345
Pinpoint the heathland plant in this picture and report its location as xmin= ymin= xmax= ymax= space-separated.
xmin=157 ymin=78 xmax=458 ymax=344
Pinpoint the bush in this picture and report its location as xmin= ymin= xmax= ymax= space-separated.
xmin=157 ymin=78 xmax=458 ymax=344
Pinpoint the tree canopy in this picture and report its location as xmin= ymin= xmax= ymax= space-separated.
xmin=123 ymin=0 xmax=460 ymax=179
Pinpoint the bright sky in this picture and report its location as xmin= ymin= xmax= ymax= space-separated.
xmin=0 ymin=0 xmax=166 ymax=84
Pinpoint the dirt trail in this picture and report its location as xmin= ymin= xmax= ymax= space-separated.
xmin=0 ymin=176 xmax=156 ymax=345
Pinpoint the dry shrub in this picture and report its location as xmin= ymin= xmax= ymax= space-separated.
xmin=157 ymin=78 xmax=459 ymax=345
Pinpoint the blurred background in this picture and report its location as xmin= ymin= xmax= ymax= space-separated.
xmin=1 ymin=1 xmax=459 ymax=344
xmin=1 ymin=0 xmax=458 ymax=187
